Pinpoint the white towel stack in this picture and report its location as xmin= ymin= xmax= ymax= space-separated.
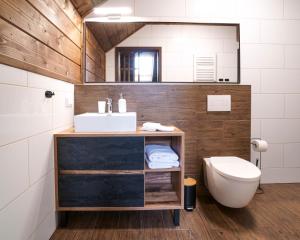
xmin=145 ymin=144 xmax=179 ymax=169
xmin=141 ymin=122 xmax=175 ymax=132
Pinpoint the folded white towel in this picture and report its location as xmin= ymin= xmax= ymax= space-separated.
xmin=146 ymin=157 xmax=179 ymax=169
xmin=145 ymin=144 xmax=179 ymax=163
xmin=141 ymin=122 xmax=175 ymax=132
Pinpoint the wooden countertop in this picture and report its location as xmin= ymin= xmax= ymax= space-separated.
xmin=54 ymin=127 xmax=184 ymax=137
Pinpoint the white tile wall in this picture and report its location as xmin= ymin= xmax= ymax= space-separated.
xmin=241 ymin=44 xmax=285 ymax=68
xmin=284 ymin=0 xmax=300 ymax=19
xmin=285 ymin=45 xmax=300 ymax=68
xmin=261 ymin=119 xmax=300 ymax=143
xmin=0 ymin=64 xmax=74 ymax=240
xmin=284 ymin=143 xmax=300 ymax=167
xmin=252 ymin=94 xmax=285 ymax=119
xmin=0 ymin=140 xmax=29 ymax=210
xmin=103 ymin=0 xmax=300 ymax=183
xmin=285 ymin=95 xmax=300 ymax=118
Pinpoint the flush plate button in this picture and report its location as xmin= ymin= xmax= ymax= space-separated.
xmin=207 ymin=95 xmax=231 ymax=112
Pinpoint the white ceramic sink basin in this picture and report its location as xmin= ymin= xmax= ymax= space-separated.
xmin=74 ymin=112 xmax=137 ymax=132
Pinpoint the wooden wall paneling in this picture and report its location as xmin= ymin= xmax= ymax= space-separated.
xmin=84 ymin=25 xmax=105 ymax=82
xmin=53 ymin=0 xmax=82 ymax=31
xmin=0 ymin=0 xmax=82 ymax=84
xmin=0 ymin=18 xmax=81 ymax=84
xmin=74 ymin=85 xmax=251 ymax=180
xmin=26 ymin=0 xmax=81 ymax=47
xmin=70 ymin=0 xmax=107 ymax=17
xmin=0 ymin=0 xmax=81 ymax=65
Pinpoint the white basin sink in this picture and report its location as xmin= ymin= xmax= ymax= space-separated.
xmin=74 ymin=112 xmax=137 ymax=132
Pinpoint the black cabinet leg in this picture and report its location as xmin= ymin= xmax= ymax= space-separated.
xmin=59 ymin=211 xmax=68 ymax=228
xmin=173 ymin=209 xmax=180 ymax=226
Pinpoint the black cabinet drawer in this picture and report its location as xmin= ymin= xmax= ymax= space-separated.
xmin=57 ymin=137 xmax=144 ymax=170
xmin=58 ymin=174 xmax=144 ymax=207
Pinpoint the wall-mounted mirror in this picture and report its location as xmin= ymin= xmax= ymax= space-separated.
xmin=83 ymin=22 xmax=240 ymax=84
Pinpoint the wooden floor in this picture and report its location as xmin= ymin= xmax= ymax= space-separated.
xmin=51 ymin=184 xmax=300 ymax=240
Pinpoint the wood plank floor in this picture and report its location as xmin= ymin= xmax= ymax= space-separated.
xmin=50 ymin=184 xmax=300 ymax=240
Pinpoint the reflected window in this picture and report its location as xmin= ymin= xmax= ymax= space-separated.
xmin=116 ymin=47 xmax=161 ymax=82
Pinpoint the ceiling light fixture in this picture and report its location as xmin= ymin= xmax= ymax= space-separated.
xmin=93 ymin=7 xmax=132 ymax=16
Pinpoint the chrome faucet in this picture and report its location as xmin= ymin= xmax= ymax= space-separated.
xmin=106 ymin=98 xmax=112 ymax=114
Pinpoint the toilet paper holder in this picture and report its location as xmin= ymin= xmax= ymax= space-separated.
xmin=251 ymin=138 xmax=268 ymax=194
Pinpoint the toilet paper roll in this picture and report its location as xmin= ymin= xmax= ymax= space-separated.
xmin=251 ymin=139 xmax=268 ymax=152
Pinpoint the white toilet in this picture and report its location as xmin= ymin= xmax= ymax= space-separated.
xmin=203 ymin=156 xmax=261 ymax=208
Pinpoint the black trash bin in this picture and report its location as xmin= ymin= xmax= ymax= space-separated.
xmin=184 ymin=178 xmax=197 ymax=211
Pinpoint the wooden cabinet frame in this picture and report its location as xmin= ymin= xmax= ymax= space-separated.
xmin=54 ymin=128 xmax=185 ymax=225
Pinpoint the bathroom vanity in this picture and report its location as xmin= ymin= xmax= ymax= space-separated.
xmin=54 ymin=127 xmax=185 ymax=226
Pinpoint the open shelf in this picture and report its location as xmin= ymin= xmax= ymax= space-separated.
xmin=145 ymin=172 xmax=182 ymax=207
xmin=144 ymin=164 xmax=181 ymax=172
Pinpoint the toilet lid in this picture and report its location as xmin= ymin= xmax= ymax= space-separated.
xmin=210 ymin=156 xmax=261 ymax=182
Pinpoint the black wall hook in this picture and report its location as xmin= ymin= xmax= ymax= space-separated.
xmin=45 ymin=90 xmax=55 ymax=98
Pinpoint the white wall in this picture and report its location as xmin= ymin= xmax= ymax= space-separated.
xmin=100 ymin=0 xmax=300 ymax=183
xmin=0 ymin=64 xmax=74 ymax=240
xmin=106 ymin=24 xmax=238 ymax=83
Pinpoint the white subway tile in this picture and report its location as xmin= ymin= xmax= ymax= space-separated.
xmin=0 ymin=64 xmax=27 ymax=86
xmin=28 ymin=131 xmax=54 ymax=185
xmin=261 ymin=143 xmax=284 ymax=168
xmin=284 ymin=0 xmax=300 ymax=19
xmin=28 ymin=72 xmax=74 ymax=92
xmin=239 ymin=20 xmax=261 ymax=43
xmin=27 ymin=212 xmax=56 ymax=240
xmin=0 ymin=172 xmax=54 ymax=240
xmin=237 ymin=0 xmax=284 ymax=19
xmin=28 ymin=88 xmax=52 ymax=136
xmin=252 ymin=94 xmax=285 ymax=118
xmin=261 ymin=119 xmax=300 ymax=143
xmin=186 ymin=0 xmax=237 ymax=18
xmin=261 ymin=20 xmax=300 ymax=44
xmin=251 ymin=119 xmax=261 ymax=138
xmin=241 ymin=69 xmax=261 ymax=93
xmin=135 ymin=0 xmax=185 ymax=17
xmin=285 ymin=95 xmax=300 ymax=118
xmin=0 ymin=140 xmax=29 ymax=210
xmin=261 ymin=168 xmax=300 ymax=183
xmin=285 ymin=45 xmax=300 ymax=68
xmin=261 ymin=69 xmax=300 ymax=93
xmin=241 ymin=44 xmax=284 ymax=68
xmin=284 ymin=143 xmax=300 ymax=167
xmin=0 ymin=85 xmax=31 ymax=146
xmin=53 ymin=91 xmax=74 ymax=129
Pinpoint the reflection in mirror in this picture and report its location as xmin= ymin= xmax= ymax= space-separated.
xmin=83 ymin=22 xmax=240 ymax=84
xmin=116 ymin=47 xmax=161 ymax=82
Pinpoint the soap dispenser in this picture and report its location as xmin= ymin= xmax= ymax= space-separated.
xmin=118 ymin=93 xmax=127 ymax=113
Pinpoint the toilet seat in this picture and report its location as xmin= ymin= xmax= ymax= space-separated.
xmin=210 ymin=156 xmax=261 ymax=182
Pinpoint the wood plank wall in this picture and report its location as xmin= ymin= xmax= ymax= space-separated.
xmin=84 ymin=25 xmax=106 ymax=83
xmin=0 ymin=0 xmax=82 ymax=84
xmin=75 ymin=84 xmax=251 ymax=181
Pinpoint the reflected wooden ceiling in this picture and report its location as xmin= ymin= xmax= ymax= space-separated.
xmin=86 ymin=22 xmax=146 ymax=52
xmin=70 ymin=0 xmax=107 ymax=17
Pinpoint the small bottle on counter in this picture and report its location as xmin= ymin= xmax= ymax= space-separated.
xmin=118 ymin=93 xmax=127 ymax=113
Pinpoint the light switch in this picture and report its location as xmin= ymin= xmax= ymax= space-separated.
xmin=207 ymin=95 xmax=231 ymax=112
xmin=65 ymin=96 xmax=73 ymax=108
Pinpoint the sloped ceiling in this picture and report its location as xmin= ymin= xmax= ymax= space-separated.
xmin=86 ymin=22 xmax=146 ymax=52
xmin=70 ymin=0 xmax=107 ymax=17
